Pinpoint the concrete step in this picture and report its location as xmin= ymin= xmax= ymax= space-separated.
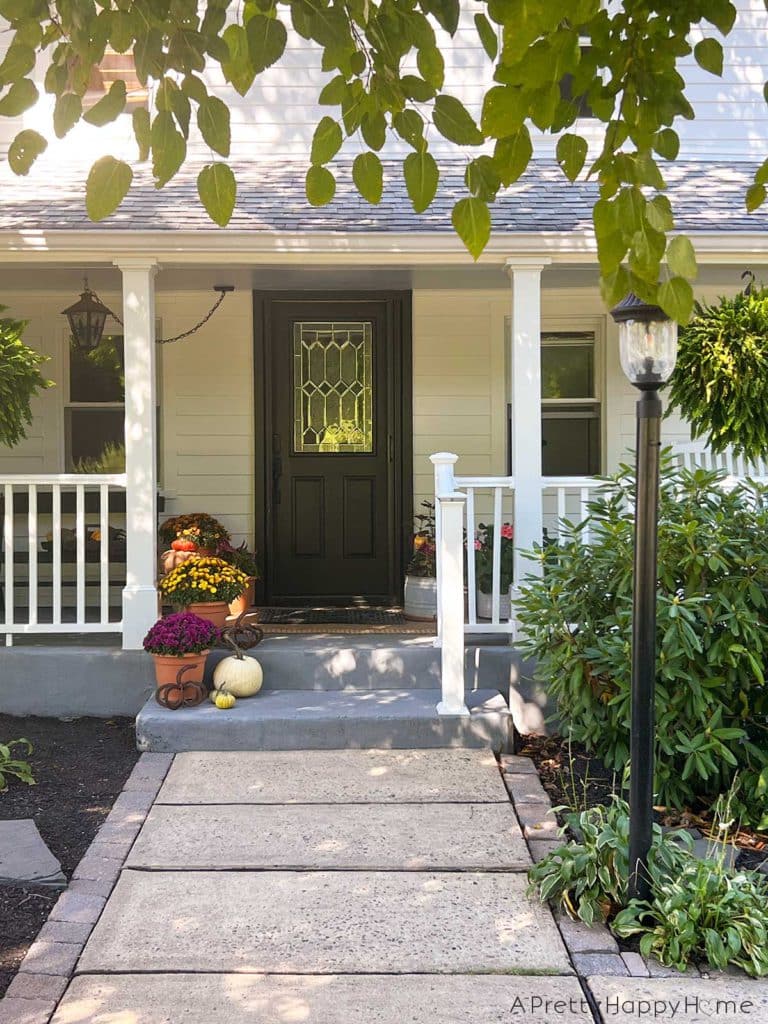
xmin=136 ymin=687 xmax=514 ymax=753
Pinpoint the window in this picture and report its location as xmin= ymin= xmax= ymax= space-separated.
xmin=559 ymin=45 xmax=597 ymax=119
xmin=65 ymin=336 xmax=125 ymax=472
xmin=81 ymin=49 xmax=148 ymax=113
xmin=541 ymin=332 xmax=601 ymax=476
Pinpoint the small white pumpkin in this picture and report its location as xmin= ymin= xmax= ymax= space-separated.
xmin=212 ymin=650 xmax=263 ymax=697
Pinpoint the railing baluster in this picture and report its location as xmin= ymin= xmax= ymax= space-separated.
xmin=52 ymin=484 xmax=62 ymax=626
xmin=76 ymin=485 xmax=85 ymax=626
xmin=100 ymin=483 xmax=110 ymax=625
xmin=3 ymin=484 xmax=14 ymax=642
xmin=579 ymin=487 xmax=590 ymax=545
xmin=491 ymin=485 xmax=502 ymax=623
xmin=556 ymin=486 xmax=566 ymax=543
xmin=28 ymin=484 xmax=37 ymax=626
xmin=466 ymin=487 xmax=477 ymax=625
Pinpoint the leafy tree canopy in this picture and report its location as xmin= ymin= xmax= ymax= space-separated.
xmin=0 ymin=0 xmax=765 ymax=322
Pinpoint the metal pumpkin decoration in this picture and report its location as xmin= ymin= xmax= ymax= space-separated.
xmin=155 ymin=664 xmax=208 ymax=710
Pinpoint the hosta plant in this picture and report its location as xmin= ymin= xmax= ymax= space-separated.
xmin=0 ymin=738 xmax=35 ymax=791
xmin=516 ymin=458 xmax=768 ymax=828
xmin=613 ymin=857 xmax=768 ymax=977
xmin=527 ymin=797 xmax=690 ymax=926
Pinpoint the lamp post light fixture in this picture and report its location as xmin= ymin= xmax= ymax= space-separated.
xmin=62 ymin=278 xmax=113 ymax=352
xmin=610 ymin=291 xmax=678 ymax=903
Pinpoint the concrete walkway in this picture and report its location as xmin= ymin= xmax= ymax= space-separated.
xmin=20 ymin=748 xmax=767 ymax=1024
xmin=48 ymin=749 xmax=591 ymax=1023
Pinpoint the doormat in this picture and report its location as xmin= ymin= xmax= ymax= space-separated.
xmin=253 ymin=607 xmax=435 ymax=635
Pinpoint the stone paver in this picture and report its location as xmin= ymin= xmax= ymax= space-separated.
xmin=52 ymin=974 xmax=594 ymax=1024
xmin=78 ymin=868 xmax=572 ymax=975
xmin=156 ymin=749 xmax=507 ymax=804
xmin=588 ymin=976 xmax=768 ymax=1022
xmin=127 ymin=801 xmax=531 ymax=871
xmin=0 ymin=819 xmax=66 ymax=888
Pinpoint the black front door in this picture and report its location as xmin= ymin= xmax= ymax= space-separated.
xmin=256 ymin=293 xmax=411 ymax=605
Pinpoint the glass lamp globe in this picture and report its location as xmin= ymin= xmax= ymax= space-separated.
xmin=610 ymin=293 xmax=678 ymax=390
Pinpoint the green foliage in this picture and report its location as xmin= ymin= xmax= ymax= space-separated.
xmin=74 ymin=441 xmax=125 ymax=474
xmin=0 ymin=307 xmax=52 ymax=448
xmin=666 ymin=287 xmax=768 ymax=459
xmin=0 ymin=738 xmax=35 ymax=791
xmin=0 ymin=0 xmax=756 ymax=317
xmin=515 ymin=459 xmax=768 ymax=829
xmin=528 ymin=797 xmax=691 ymax=926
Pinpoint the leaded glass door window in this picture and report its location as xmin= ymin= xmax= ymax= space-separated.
xmin=293 ymin=321 xmax=373 ymax=453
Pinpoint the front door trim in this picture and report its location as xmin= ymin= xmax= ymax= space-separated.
xmin=253 ymin=290 xmax=413 ymax=606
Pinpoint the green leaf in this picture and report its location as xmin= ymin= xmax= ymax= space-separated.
xmin=306 ymin=164 xmax=336 ymax=206
xmin=133 ymin=107 xmax=151 ymax=162
xmin=703 ymin=1 xmax=737 ymax=35
xmin=556 ymin=133 xmax=588 ymax=181
xmin=0 ymin=42 xmax=35 ymax=85
xmin=401 ymin=75 xmax=435 ymax=102
xmin=433 ymin=95 xmax=484 ymax=146
xmin=246 ymin=13 xmax=287 ymax=74
xmin=0 ymin=78 xmax=37 ymax=117
xmin=666 ymin=236 xmax=698 ymax=280
xmin=53 ymin=92 xmax=82 ymax=139
xmin=311 ymin=116 xmax=343 ymax=165
xmin=393 ymin=109 xmax=425 ymax=150
xmin=646 ymin=195 xmax=674 ymax=233
xmin=481 ymin=85 xmax=526 ymax=139
xmin=83 ymin=81 xmax=127 ymax=127
xmin=653 ymin=128 xmax=680 ymax=161
xmin=474 ymin=12 xmax=498 ymax=60
xmin=361 ymin=111 xmax=386 ymax=151
xmin=658 ymin=276 xmax=694 ymax=324
xmin=746 ymin=183 xmax=766 ymax=212
xmin=7 ymin=129 xmax=47 ymax=175
xmin=493 ymin=127 xmax=532 ymax=186
xmin=352 ymin=151 xmax=383 ymax=204
xmin=319 ymin=75 xmax=347 ymax=105
xmin=403 ymin=150 xmax=439 ymax=213
xmin=465 ymin=155 xmax=500 ymax=202
xmin=694 ymin=38 xmax=724 ymax=76
xmin=417 ymin=46 xmax=445 ymax=90
xmin=452 ymin=197 xmax=491 ymax=260
xmin=197 ymin=95 xmax=231 ymax=157
xmin=421 ymin=0 xmax=460 ymax=35
xmin=222 ymin=24 xmax=256 ymax=97
xmin=151 ymin=111 xmax=186 ymax=188
xmin=85 ymin=156 xmax=133 ymax=222
xmin=197 ymin=162 xmax=236 ymax=227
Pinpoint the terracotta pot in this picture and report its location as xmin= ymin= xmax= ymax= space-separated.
xmin=182 ymin=601 xmax=230 ymax=628
xmin=228 ymin=577 xmax=257 ymax=616
xmin=151 ymin=650 xmax=210 ymax=690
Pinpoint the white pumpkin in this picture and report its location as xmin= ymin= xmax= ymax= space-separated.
xmin=212 ymin=652 xmax=263 ymax=697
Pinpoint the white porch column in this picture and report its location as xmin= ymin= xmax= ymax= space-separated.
xmin=116 ymin=258 xmax=158 ymax=650
xmin=506 ymin=259 xmax=550 ymax=587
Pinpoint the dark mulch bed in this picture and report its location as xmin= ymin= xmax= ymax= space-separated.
xmin=0 ymin=715 xmax=138 ymax=997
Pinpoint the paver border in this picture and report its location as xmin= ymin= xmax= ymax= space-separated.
xmin=0 ymin=753 xmax=174 ymax=1024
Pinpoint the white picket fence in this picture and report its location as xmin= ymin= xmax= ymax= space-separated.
xmin=1 ymin=475 xmax=127 ymax=645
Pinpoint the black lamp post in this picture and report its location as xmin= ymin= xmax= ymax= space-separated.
xmin=610 ymin=292 xmax=678 ymax=903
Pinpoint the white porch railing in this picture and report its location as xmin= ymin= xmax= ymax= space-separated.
xmin=1 ymin=475 xmax=127 ymax=645
xmin=672 ymin=441 xmax=768 ymax=483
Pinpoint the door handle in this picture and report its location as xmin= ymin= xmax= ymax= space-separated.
xmin=272 ymin=434 xmax=282 ymax=505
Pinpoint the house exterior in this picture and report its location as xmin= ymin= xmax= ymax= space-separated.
xmin=1 ymin=0 xmax=768 ymax=675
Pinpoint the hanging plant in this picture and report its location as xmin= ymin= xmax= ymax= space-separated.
xmin=666 ymin=283 xmax=768 ymax=459
xmin=0 ymin=307 xmax=52 ymax=449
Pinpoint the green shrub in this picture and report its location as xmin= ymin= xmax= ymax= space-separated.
xmin=516 ymin=458 xmax=768 ymax=828
xmin=613 ymin=858 xmax=768 ymax=977
xmin=666 ymin=287 xmax=768 ymax=459
xmin=527 ymin=797 xmax=690 ymax=926
xmin=0 ymin=738 xmax=35 ymax=791
xmin=0 ymin=308 xmax=52 ymax=449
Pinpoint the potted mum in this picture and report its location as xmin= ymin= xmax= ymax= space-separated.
xmin=474 ymin=522 xmax=514 ymax=620
xmin=159 ymin=513 xmax=231 ymax=557
xmin=143 ymin=612 xmax=219 ymax=690
xmin=217 ymin=541 xmax=260 ymax=616
xmin=403 ymin=501 xmax=438 ymax=621
xmin=159 ymin=556 xmax=249 ymax=628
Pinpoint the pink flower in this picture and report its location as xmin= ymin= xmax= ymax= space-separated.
xmin=501 ymin=524 xmax=514 ymax=540
xmin=474 ymin=539 xmax=483 ymax=550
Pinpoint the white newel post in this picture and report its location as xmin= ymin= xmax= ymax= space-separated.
xmin=431 ymin=453 xmax=468 ymax=717
xmin=117 ymin=258 xmax=159 ymax=649
xmin=506 ymin=259 xmax=550 ymax=594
